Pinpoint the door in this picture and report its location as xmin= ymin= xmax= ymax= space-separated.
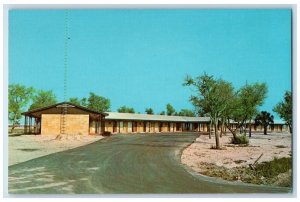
xmin=113 ymin=121 xmax=117 ymax=133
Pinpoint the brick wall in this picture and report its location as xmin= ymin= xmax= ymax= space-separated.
xmin=41 ymin=114 xmax=89 ymax=135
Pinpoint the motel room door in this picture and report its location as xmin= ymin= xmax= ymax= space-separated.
xmin=113 ymin=121 xmax=118 ymax=133
xmin=132 ymin=121 xmax=137 ymax=132
xmin=143 ymin=122 xmax=147 ymax=132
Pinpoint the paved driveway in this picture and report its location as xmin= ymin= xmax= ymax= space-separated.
xmin=8 ymin=134 xmax=291 ymax=194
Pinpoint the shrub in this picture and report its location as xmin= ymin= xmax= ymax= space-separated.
xmin=255 ymin=157 xmax=292 ymax=178
xmin=103 ymin=131 xmax=111 ymax=136
xmin=230 ymin=135 xmax=249 ymax=145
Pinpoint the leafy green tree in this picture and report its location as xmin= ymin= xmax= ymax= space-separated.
xmin=184 ymin=73 xmax=235 ymax=149
xmin=80 ymin=97 xmax=88 ymax=107
xmin=273 ymin=91 xmax=292 ymax=133
xmin=255 ymin=111 xmax=274 ymax=135
xmin=166 ymin=103 xmax=175 ymax=116
xmin=9 ymin=84 xmax=34 ymax=132
xmin=177 ymin=109 xmax=195 ymax=117
xmin=159 ymin=111 xmax=166 ymax=115
xmin=145 ymin=108 xmax=154 ymax=114
xmin=29 ymin=90 xmax=57 ymax=110
xmin=69 ymin=97 xmax=81 ymax=105
xmin=225 ymin=82 xmax=267 ymax=137
xmin=118 ymin=105 xmax=135 ymax=113
xmin=87 ymin=92 xmax=110 ymax=113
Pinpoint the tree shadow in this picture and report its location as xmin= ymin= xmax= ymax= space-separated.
xmin=9 ymin=133 xmax=23 ymax=137
xmin=18 ymin=148 xmax=40 ymax=152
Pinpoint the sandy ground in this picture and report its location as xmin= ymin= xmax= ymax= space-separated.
xmin=8 ymin=134 xmax=105 ymax=166
xmin=181 ymin=132 xmax=292 ymax=173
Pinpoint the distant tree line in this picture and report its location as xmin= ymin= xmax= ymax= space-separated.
xmin=143 ymin=104 xmax=196 ymax=117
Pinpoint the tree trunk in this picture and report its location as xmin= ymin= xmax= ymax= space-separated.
xmin=225 ymin=123 xmax=238 ymax=142
xmin=249 ymin=122 xmax=252 ymax=138
xmin=288 ymin=124 xmax=292 ymax=134
xmin=264 ymin=126 xmax=267 ymax=135
xmin=11 ymin=114 xmax=19 ymax=133
xmin=214 ymin=122 xmax=220 ymax=149
xmin=232 ymin=130 xmax=238 ymax=142
xmin=220 ymin=121 xmax=224 ymax=138
xmin=209 ymin=121 xmax=212 ymax=139
xmin=11 ymin=124 xmax=15 ymax=133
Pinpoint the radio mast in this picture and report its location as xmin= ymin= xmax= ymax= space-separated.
xmin=60 ymin=10 xmax=70 ymax=135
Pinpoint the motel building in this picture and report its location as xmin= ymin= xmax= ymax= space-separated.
xmin=104 ymin=112 xmax=210 ymax=134
xmin=21 ymin=102 xmax=288 ymax=135
xmin=21 ymin=102 xmax=210 ymax=135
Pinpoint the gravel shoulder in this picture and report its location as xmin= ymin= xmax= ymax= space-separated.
xmin=181 ymin=132 xmax=292 ymax=186
xmin=8 ymin=134 xmax=105 ymax=166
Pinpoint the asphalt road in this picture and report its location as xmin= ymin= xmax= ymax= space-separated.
xmin=8 ymin=133 xmax=291 ymax=194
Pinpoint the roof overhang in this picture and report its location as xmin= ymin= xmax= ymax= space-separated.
xmin=22 ymin=102 xmax=108 ymax=118
xmin=104 ymin=112 xmax=211 ymax=123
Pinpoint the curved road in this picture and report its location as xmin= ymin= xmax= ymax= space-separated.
xmin=9 ymin=134 xmax=291 ymax=194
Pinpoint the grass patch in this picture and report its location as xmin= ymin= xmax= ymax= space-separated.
xmin=18 ymin=148 xmax=40 ymax=152
xmin=201 ymin=157 xmax=292 ymax=187
xmin=254 ymin=157 xmax=292 ymax=178
xmin=8 ymin=128 xmax=24 ymax=134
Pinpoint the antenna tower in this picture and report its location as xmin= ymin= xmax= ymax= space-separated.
xmin=60 ymin=10 xmax=70 ymax=135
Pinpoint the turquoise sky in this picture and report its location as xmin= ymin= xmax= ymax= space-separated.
xmin=9 ymin=9 xmax=291 ymax=118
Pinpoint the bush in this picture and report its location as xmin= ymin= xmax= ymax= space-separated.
xmin=255 ymin=157 xmax=292 ymax=178
xmin=230 ymin=135 xmax=249 ymax=145
xmin=201 ymin=157 xmax=292 ymax=187
xmin=103 ymin=131 xmax=111 ymax=136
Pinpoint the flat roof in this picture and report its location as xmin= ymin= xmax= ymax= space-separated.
xmin=105 ymin=112 xmax=210 ymax=122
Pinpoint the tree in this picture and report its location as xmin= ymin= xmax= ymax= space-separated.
xmin=225 ymin=82 xmax=267 ymax=138
xmin=80 ymin=97 xmax=88 ymax=107
xmin=159 ymin=111 xmax=165 ymax=115
xmin=118 ymin=105 xmax=135 ymax=113
xmin=9 ymin=84 xmax=34 ymax=133
xmin=166 ymin=103 xmax=175 ymax=116
xmin=145 ymin=108 xmax=154 ymax=114
xmin=29 ymin=90 xmax=57 ymax=110
xmin=184 ymin=73 xmax=235 ymax=149
xmin=177 ymin=109 xmax=195 ymax=117
xmin=69 ymin=97 xmax=90 ymax=107
xmin=69 ymin=97 xmax=81 ymax=105
xmin=254 ymin=111 xmax=274 ymax=135
xmin=87 ymin=92 xmax=110 ymax=113
xmin=273 ymin=91 xmax=292 ymax=133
